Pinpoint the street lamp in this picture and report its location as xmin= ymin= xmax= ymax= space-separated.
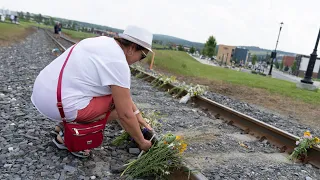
xmin=300 ymin=28 xmax=320 ymax=84
xmin=268 ymin=22 xmax=284 ymax=76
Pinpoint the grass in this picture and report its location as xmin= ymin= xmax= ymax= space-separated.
xmin=0 ymin=22 xmax=28 ymax=40
xmin=0 ymin=22 xmax=36 ymax=45
xmin=14 ymin=21 xmax=95 ymax=41
xmin=148 ymin=50 xmax=320 ymax=105
xmin=62 ymin=29 xmax=96 ymax=41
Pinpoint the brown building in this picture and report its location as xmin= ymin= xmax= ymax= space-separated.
xmin=282 ymin=56 xmax=295 ymax=67
xmin=217 ymin=44 xmax=236 ymax=65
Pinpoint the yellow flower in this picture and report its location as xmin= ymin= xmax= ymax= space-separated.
xmin=178 ymin=143 xmax=188 ymax=153
xmin=176 ymin=136 xmax=182 ymax=140
xmin=315 ymin=137 xmax=320 ymax=144
xmin=304 ymin=131 xmax=311 ymax=137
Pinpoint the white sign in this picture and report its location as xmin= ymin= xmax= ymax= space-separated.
xmin=299 ymin=56 xmax=320 ymax=73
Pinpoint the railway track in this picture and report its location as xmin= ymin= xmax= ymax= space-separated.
xmin=43 ymin=29 xmax=320 ymax=179
xmin=130 ymin=68 xmax=320 ymax=168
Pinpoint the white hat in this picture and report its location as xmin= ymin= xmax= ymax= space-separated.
xmin=118 ymin=25 xmax=153 ymax=52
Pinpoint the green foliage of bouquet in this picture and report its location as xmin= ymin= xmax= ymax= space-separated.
xmin=289 ymin=131 xmax=320 ymax=162
xmin=121 ymin=133 xmax=188 ymax=179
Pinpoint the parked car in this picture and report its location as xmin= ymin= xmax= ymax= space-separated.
xmin=200 ymin=55 xmax=206 ymax=59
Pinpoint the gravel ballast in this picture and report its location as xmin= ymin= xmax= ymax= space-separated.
xmin=0 ymin=29 xmax=319 ymax=180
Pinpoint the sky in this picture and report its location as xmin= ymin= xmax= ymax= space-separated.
xmin=1 ymin=0 xmax=319 ymax=55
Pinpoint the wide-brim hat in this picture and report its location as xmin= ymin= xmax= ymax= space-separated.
xmin=118 ymin=25 xmax=153 ymax=53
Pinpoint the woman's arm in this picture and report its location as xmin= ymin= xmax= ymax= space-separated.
xmin=131 ymin=100 xmax=153 ymax=130
xmin=111 ymin=85 xmax=151 ymax=151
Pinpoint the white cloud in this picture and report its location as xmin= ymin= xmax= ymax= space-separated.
xmin=1 ymin=0 xmax=319 ymax=55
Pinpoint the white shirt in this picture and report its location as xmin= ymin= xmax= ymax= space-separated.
xmin=31 ymin=36 xmax=131 ymax=122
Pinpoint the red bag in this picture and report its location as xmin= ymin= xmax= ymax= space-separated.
xmin=56 ymin=44 xmax=112 ymax=152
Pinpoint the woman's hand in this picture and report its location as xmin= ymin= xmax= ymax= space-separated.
xmin=137 ymin=115 xmax=153 ymax=131
xmin=139 ymin=139 xmax=152 ymax=151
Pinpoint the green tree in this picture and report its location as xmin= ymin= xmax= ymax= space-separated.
xmin=189 ymin=46 xmax=195 ymax=54
xmin=279 ymin=61 xmax=284 ymax=70
xmin=275 ymin=60 xmax=279 ymax=69
xmin=204 ymin=36 xmax=217 ymax=58
xmin=72 ymin=22 xmax=77 ymax=30
xmin=252 ymin=54 xmax=257 ymax=65
xmin=291 ymin=61 xmax=297 ymax=74
xmin=284 ymin=66 xmax=289 ymax=72
xmin=26 ymin=12 xmax=30 ymax=21
xmin=201 ymin=48 xmax=206 ymax=56
xmin=35 ymin=14 xmax=43 ymax=23
xmin=17 ymin=11 xmax=24 ymax=20
xmin=178 ymin=45 xmax=184 ymax=51
xmin=49 ymin=17 xmax=55 ymax=26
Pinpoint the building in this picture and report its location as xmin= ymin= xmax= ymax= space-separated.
xmin=217 ymin=44 xmax=236 ymax=65
xmin=296 ymin=54 xmax=320 ymax=78
xmin=282 ymin=56 xmax=295 ymax=67
xmin=233 ymin=47 xmax=249 ymax=64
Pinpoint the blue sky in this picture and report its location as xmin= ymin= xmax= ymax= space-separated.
xmin=1 ymin=0 xmax=319 ymax=55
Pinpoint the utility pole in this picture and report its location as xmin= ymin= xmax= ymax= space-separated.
xmin=300 ymin=28 xmax=320 ymax=84
xmin=269 ymin=22 xmax=284 ymax=76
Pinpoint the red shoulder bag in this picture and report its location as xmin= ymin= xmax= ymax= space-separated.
xmin=56 ymin=44 xmax=113 ymax=152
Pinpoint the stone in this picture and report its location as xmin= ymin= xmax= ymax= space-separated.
xmin=305 ymin=177 xmax=312 ymax=180
xmin=40 ymin=171 xmax=49 ymax=177
xmin=64 ymin=165 xmax=77 ymax=174
xmin=296 ymin=82 xmax=318 ymax=91
xmin=90 ymin=176 xmax=96 ymax=180
xmin=129 ymin=148 xmax=140 ymax=155
xmin=59 ymin=171 xmax=66 ymax=180
xmin=4 ymin=164 xmax=12 ymax=168
xmin=54 ymin=173 xmax=60 ymax=179
xmin=111 ymin=151 xmax=117 ymax=156
xmin=8 ymin=147 xmax=14 ymax=152
xmin=110 ymin=163 xmax=126 ymax=173
xmin=9 ymin=123 xmax=16 ymax=130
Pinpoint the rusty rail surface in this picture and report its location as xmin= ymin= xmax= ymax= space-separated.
xmin=44 ymin=29 xmax=208 ymax=180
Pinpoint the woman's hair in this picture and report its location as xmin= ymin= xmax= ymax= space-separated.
xmin=114 ymin=37 xmax=145 ymax=51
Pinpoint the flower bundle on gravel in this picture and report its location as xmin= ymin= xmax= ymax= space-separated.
xmin=121 ymin=133 xmax=188 ymax=179
xmin=179 ymin=84 xmax=209 ymax=104
xmin=111 ymin=110 xmax=163 ymax=146
xmin=289 ymin=131 xmax=320 ymax=162
xmin=168 ymin=82 xmax=189 ymax=98
xmin=151 ymin=75 xmax=177 ymax=88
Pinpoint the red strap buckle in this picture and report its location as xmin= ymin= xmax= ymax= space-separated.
xmin=57 ymin=102 xmax=63 ymax=108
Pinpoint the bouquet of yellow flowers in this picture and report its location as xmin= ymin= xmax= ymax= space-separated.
xmin=121 ymin=133 xmax=188 ymax=179
xmin=289 ymin=131 xmax=320 ymax=162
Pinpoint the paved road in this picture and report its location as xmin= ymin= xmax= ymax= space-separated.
xmin=268 ymin=68 xmax=320 ymax=87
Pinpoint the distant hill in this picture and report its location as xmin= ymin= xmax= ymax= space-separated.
xmin=237 ymin=46 xmax=296 ymax=56
xmin=54 ymin=18 xmax=205 ymax=49
xmin=41 ymin=14 xmax=296 ymax=55
xmin=152 ymin=34 xmax=204 ymax=50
